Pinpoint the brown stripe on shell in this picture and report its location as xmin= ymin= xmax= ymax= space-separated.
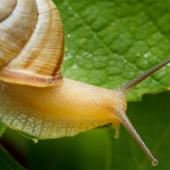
xmin=0 ymin=0 xmax=38 ymax=68
xmin=21 ymin=2 xmax=64 ymax=76
xmin=52 ymin=34 xmax=64 ymax=76
xmin=0 ymin=0 xmax=17 ymax=21
xmin=20 ymin=6 xmax=62 ymax=71
xmin=35 ymin=6 xmax=64 ymax=76
xmin=0 ymin=0 xmax=64 ymax=87
xmin=0 ymin=68 xmax=63 ymax=87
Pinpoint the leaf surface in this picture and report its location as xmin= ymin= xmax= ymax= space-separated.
xmin=0 ymin=145 xmax=25 ymax=170
xmin=0 ymin=123 xmax=6 ymax=137
xmin=55 ymin=0 xmax=170 ymax=101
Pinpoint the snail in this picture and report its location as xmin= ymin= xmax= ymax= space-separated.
xmin=0 ymin=0 xmax=170 ymax=166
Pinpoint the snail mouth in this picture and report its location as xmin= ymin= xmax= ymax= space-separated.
xmin=0 ymin=68 xmax=63 ymax=87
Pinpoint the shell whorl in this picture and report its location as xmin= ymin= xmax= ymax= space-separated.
xmin=0 ymin=0 xmax=17 ymax=21
xmin=0 ymin=0 xmax=64 ymax=87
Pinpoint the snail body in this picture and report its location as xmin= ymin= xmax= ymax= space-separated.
xmin=0 ymin=78 xmax=124 ymax=138
xmin=1 ymin=0 xmax=169 ymax=166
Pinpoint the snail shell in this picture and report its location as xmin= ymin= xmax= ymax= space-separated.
xmin=0 ymin=0 xmax=64 ymax=87
xmin=0 ymin=0 xmax=119 ymax=140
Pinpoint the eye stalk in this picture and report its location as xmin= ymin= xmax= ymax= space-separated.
xmin=116 ymin=58 xmax=170 ymax=166
xmin=120 ymin=58 xmax=170 ymax=92
xmin=115 ymin=110 xmax=158 ymax=166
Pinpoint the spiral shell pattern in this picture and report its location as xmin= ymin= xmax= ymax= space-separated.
xmin=0 ymin=0 xmax=64 ymax=87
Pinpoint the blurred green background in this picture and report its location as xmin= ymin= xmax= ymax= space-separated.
xmin=1 ymin=0 xmax=170 ymax=169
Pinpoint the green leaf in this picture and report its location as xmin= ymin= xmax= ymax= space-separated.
xmin=0 ymin=145 xmax=25 ymax=170
xmin=54 ymin=0 xmax=170 ymax=101
xmin=0 ymin=123 xmax=6 ymax=137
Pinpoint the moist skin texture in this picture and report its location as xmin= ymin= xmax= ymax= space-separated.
xmin=0 ymin=78 xmax=126 ymax=139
